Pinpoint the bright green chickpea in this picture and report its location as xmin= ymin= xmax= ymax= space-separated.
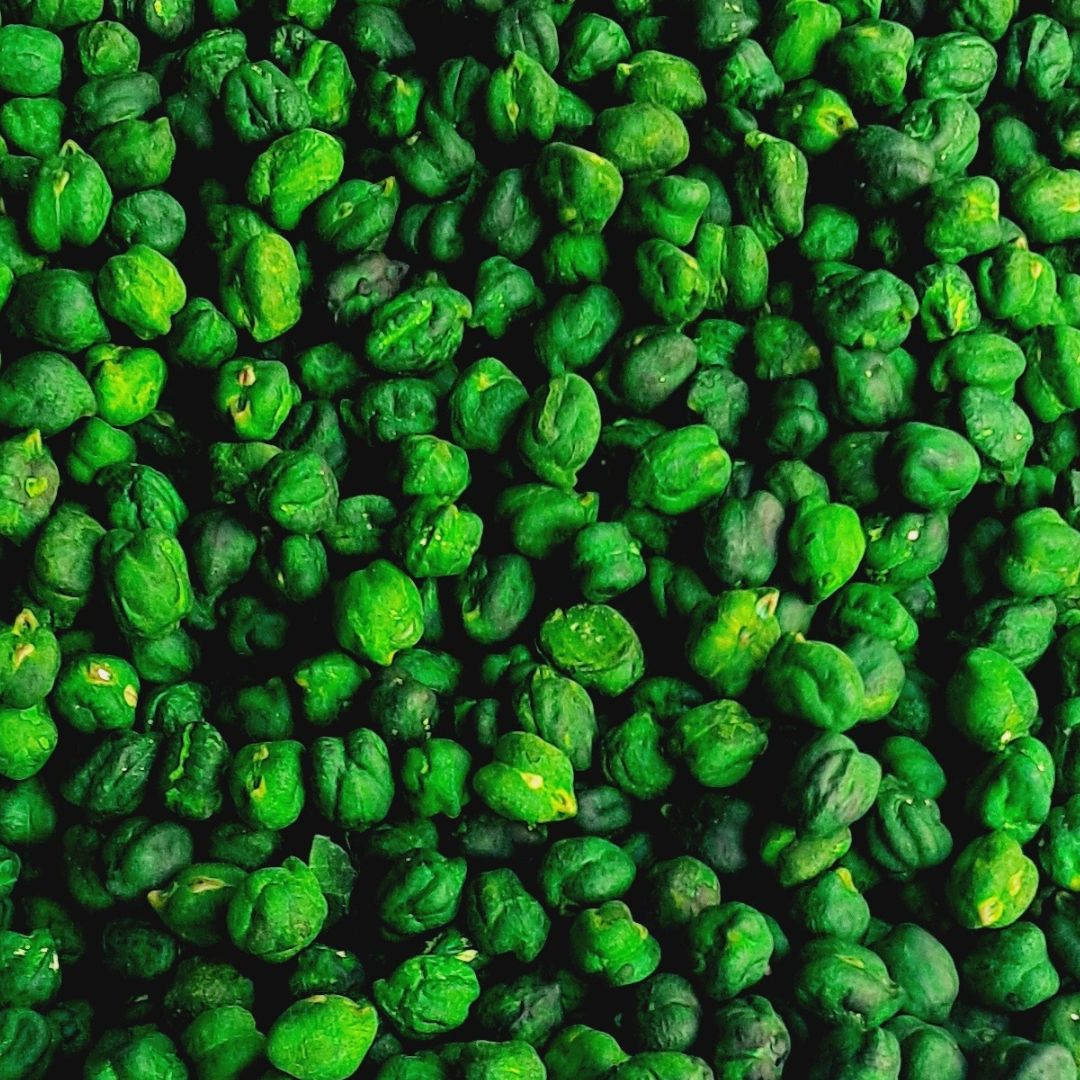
xmin=221 ymin=58 xmax=310 ymax=142
xmin=562 ymin=14 xmax=631 ymax=82
xmin=158 ymin=719 xmax=229 ymax=822
xmin=247 ymin=128 xmax=345 ymax=231
xmin=539 ymin=603 xmax=645 ymax=697
xmin=487 ymin=50 xmax=559 ymax=142
xmin=311 ymin=728 xmax=394 ymax=829
xmin=166 ymin=297 xmax=239 ymax=370
xmin=0 ymin=703 xmax=56 ymax=782
xmin=376 ymin=847 xmax=465 ymax=939
xmin=763 ymin=633 xmax=866 ymax=732
xmin=967 ymin=736 xmax=1054 ymax=843
xmin=613 ymin=51 xmax=706 ymax=114
xmin=222 ymin=230 xmax=304 ymax=343
xmin=473 ymin=732 xmax=577 ymax=825
xmin=569 ymin=900 xmax=661 ymax=987
xmin=799 ymin=203 xmax=859 ymax=262
xmin=449 ymin=357 xmax=529 ymax=454
xmin=214 ymin=358 xmax=300 ymax=441
xmin=229 ymin=740 xmax=305 ymax=831
xmin=0 ymin=95 xmax=64 ymax=158
xmin=0 ymin=928 xmax=59 ymax=1008
xmin=542 ymin=231 xmax=610 ymax=285
xmin=635 ymin=239 xmax=709 ymax=326
xmin=628 ymin=425 xmax=732 ymax=515
xmin=602 ymin=710 xmax=675 ymax=800
xmin=76 ymin=20 xmax=141 ymax=78
xmin=787 ymin=496 xmax=867 ymax=602
xmin=292 ymin=652 xmax=368 ymax=728
xmin=365 ymin=283 xmax=471 ymax=375
xmin=667 ymin=700 xmax=768 ymax=789
xmin=976 ymin=246 xmax=1058 ymax=332
xmin=97 ymin=244 xmax=187 ymax=340
xmin=0 ymin=24 xmax=63 ymax=96
xmin=470 ymin=255 xmax=544 ymax=339
xmin=518 ymin=374 xmax=602 ymax=490
xmin=84 ymin=344 xmax=167 ymax=427
xmin=533 ymin=143 xmax=622 ymax=234
xmin=267 ymin=995 xmax=379 ymax=1080
xmin=534 ymin=285 xmax=623 ymax=375
xmin=545 ymin=1025 xmax=629 ymax=1080
xmin=513 ymin=665 xmax=597 ymax=771
xmin=830 ymin=18 xmax=914 ymax=109
xmin=26 ymin=140 xmax=113 ymax=253
xmin=253 ymin=449 xmax=339 ymax=535
xmin=0 ymin=776 xmax=56 ymax=847
xmin=539 ymin=837 xmax=637 ymax=915
xmin=373 ymin=955 xmax=480 ymax=1041
xmin=395 ymin=435 xmax=470 ymax=503
xmin=400 ymin=738 xmax=471 ymax=819
xmin=0 ymin=609 xmax=59 ymax=711
xmin=773 ymin=81 xmax=857 ymax=157
xmin=685 ymin=589 xmax=780 ymax=697
xmin=395 ymin=498 xmax=483 ymax=579
xmin=52 ymin=653 xmax=139 ymax=735
xmin=734 ymin=131 xmax=808 ymax=251
xmin=999 ymin=507 xmax=1080 ymax=596
xmin=65 ymin=418 xmax=138 ymax=486
xmin=1039 ymin=795 xmax=1080 ymax=891
xmin=149 ymin=863 xmax=246 ymax=947
xmin=314 ymin=177 xmax=399 ymax=254
xmin=791 ymin=866 xmax=870 ymax=941
xmin=333 ymin=560 xmax=424 ymax=667
xmin=497 ymin=484 xmax=600 ymax=559
xmin=815 ymin=250 xmax=917 ymax=337
xmin=923 ymin=175 xmax=1002 ymax=263
xmin=947 ymin=647 xmax=1038 ymax=750
xmin=915 ymin=263 xmax=981 ymax=344
xmin=89 ymin=114 xmax=177 ymax=192
xmin=100 ymin=527 xmax=193 ymax=640
xmin=1021 ymin=326 xmax=1080 ymax=423
xmin=226 ymin=857 xmax=328 ymax=963
xmin=596 ymin=102 xmax=690 ymax=175
xmin=618 ymin=174 xmax=710 ymax=246
xmin=910 ymin=31 xmax=1000 ymax=103
xmin=946 ymin=830 xmax=1039 ymax=929
xmin=181 ymin=1005 xmax=265 ymax=1080
xmin=766 ymin=0 xmax=842 ymax=80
